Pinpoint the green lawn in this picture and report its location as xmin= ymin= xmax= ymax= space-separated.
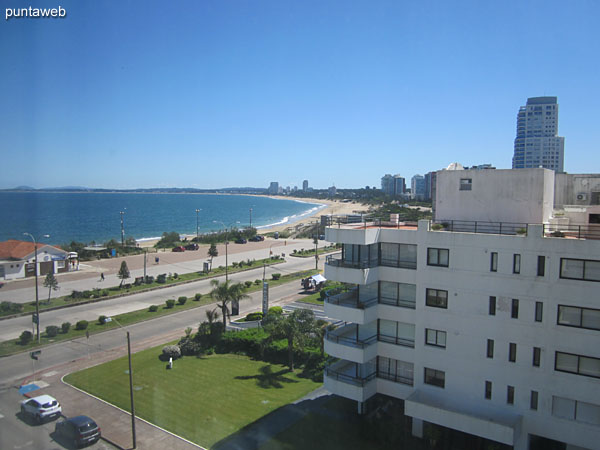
xmin=65 ymin=350 xmax=320 ymax=448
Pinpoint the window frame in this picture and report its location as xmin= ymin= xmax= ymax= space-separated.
xmin=490 ymin=252 xmax=498 ymax=272
xmin=513 ymin=254 xmax=521 ymax=274
xmin=509 ymin=343 xmax=517 ymax=362
xmin=530 ymin=391 xmax=538 ymax=410
xmin=535 ymin=302 xmax=543 ymax=322
xmin=489 ymin=296 xmax=496 ymax=316
xmin=560 ymin=258 xmax=600 ymax=282
xmin=537 ymin=255 xmax=546 ymax=277
xmin=555 ymin=351 xmax=600 ymax=379
xmin=425 ymin=328 xmax=447 ymax=348
xmin=425 ymin=288 xmax=448 ymax=309
xmin=557 ymin=305 xmax=600 ymax=331
xmin=424 ymin=367 xmax=445 ymax=388
xmin=486 ymin=339 xmax=494 ymax=358
xmin=507 ymin=385 xmax=515 ymax=405
xmin=511 ymin=299 xmax=519 ymax=319
xmin=485 ymin=381 xmax=492 ymax=400
xmin=533 ymin=347 xmax=541 ymax=367
xmin=427 ymin=248 xmax=449 ymax=268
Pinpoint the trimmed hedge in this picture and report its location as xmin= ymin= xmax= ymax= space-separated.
xmin=149 ymin=305 xmax=159 ymax=312
xmin=165 ymin=299 xmax=175 ymax=309
xmin=177 ymin=296 xmax=187 ymax=305
xmin=75 ymin=320 xmax=89 ymax=330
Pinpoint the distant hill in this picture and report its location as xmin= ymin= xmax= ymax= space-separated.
xmin=2 ymin=186 xmax=269 ymax=194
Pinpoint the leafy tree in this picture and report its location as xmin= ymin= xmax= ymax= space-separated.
xmin=117 ymin=261 xmax=130 ymax=287
xmin=155 ymin=231 xmax=181 ymax=248
xmin=207 ymin=243 xmax=218 ymax=269
xmin=209 ymin=280 xmax=250 ymax=328
xmin=264 ymin=308 xmax=318 ymax=371
xmin=43 ymin=271 xmax=59 ymax=303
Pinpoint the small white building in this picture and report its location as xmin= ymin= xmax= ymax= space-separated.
xmin=0 ymin=240 xmax=77 ymax=281
xmin=323 ymin=169 xmax=600 ymax=450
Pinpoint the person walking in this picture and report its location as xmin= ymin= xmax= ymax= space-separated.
xmin=100 ymin=272 xmax=105 ymax=281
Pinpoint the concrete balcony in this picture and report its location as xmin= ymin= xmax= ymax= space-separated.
xmin=324 ymin=325 xmax=377 ymax=364
xmin=324 ymin=254 xmax=380 ymax=285
xmin=324 ymin=360 xmax=377 ymax=402
xmin=324 ymin=288 xmax=378 ymax=325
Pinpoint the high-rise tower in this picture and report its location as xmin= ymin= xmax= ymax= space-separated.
xmin=512 ymin=96 xmax=564 ymax=172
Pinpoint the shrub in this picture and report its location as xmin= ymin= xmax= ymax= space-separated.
xmin=517 ymin=228 xmax=527 ymax=235
xmin=75 ymin=320 xmax=89 ymax=330
xmin=254 ymin=279 xmax=262 ymax=285
xmin=173 ymin=273 xmax=178 ymax=279
xmin=98 ymin=315 xmax=108 ymax=325
xmin=245 ymin=312 xmax=263 ymax=322
xmin=194 ymin=293 xmax=202 ymax=301
xmin=156 ymin=274 xmax=167 ymax=284
xmin=551 ymin=230 xmax=565 ymax=237
xmin=101 ymin=289 xmax=110 ymax=297
xmin=45 ymin=325 xmax=59 ymax=337
xmin=177 ymin=296 xmax=187 ymax=305
xmin=0 ymin=301 xmax=23 ymax=315
xmin=244 ymin=281 xmax=253 ymax=288
xmin=271 ymin=273 xmax=281 ymax=280
xmin=268 ymin=306 xmax=283 ymax=315
xmin=431 ymin=223 xmax=443 ymax=231
xmin=19 ymin=330 xmax=33 ymax=345
xmin=165 ymin=299 xmax=175 ymax=309
xmin=82 ymin=290 xmax=93 ymax=298
xmin=232 ymin=262 xmax=239 ymax=268
xmin=61 ymin=322 xmax=71 ymax=333
xmin=145 ymin=275 xmax=154 ymax=284
xmin=149 ymin=305 xmax=159 ymax=312
xmin=162 ymin=345 xmax=181 ymax=360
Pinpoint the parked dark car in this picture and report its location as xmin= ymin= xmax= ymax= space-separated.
xmin=185 ymin=243 xmax=199 ymax=250
xmin=249 ymin=235 xmax=265 ymax=242
xmin=55 ymin=415 xmax=101 ymax=447
xmin=234 ymin=238 xmax=247 ymax=244
xmin=172 ymin=246 xmax=185 ymax=252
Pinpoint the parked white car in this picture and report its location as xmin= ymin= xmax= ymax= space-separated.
xmin=20 ymin=395 xmax=61 ymax=422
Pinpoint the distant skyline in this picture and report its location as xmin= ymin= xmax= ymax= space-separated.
xmin=2 ymin=0 xmax=599 ymax=189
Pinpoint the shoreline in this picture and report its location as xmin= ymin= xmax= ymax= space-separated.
xmin=136 ymin=195 xmax=369 ymax=248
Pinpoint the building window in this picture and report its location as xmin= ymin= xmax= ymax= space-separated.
xmin=511 ymin=299 xmax=519 ymax=319
xmin=535 ymin=302 xmax=543 ymax=322
xmin=537 ymin=255 xmax=546 ymax=277
xmin=552 ymin=396 xmax=600 ymax=426
xmin=533 ymin=347 xmax=541 ymax=367
xmin=558 ymin=305 xmax=600 ymax=331
xmin=560 ymin=258 xmax=600 ymax=282
xmin=489 ymin=296 xmax=496 ymax=316
xmin=427 ymin=248 xmax=449 ymax=267
xmin=485 ymin=381 xmax=492 ymax=400
xmin=459 ymin=178 xmax=472 ymax=191
xmin=425 ymin=329 xmax=446 ymax=348
xmin=555 ymin=352 xmax=600 ymax=379
xmin=486 ymin=339 xmax=494 ymax=358
xmin=507 ymin=386 xmax=515 ymax=405
xmin=490 ymin=252 xmax=498 ymax=272
xmin=424 ymin=368 xmax=445 ymax=388
xmin=509 ymin=343 xmax=517 ymax=362
xmin=426 ymin=288 xmax=448 ymax=309
xmin=531 ymin=391 xmax=538 ymax=410
xmin=513 ymin=254 xmax=521 ymax=274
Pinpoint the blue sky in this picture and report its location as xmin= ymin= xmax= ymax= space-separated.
xmin=1 ymin=0 xmax=599 ymax=189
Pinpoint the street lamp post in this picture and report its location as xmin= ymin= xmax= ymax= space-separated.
xmin=249 ymin=208 xmax=253 ymax=229
xmin=111 ymin=318 xmax=137 ymax=449
xmin=213 ymin=220 xmax=240 ymax=282
xmin=195 ymin=209 xmax=201 ymax=241
xmin=120 ymin=211 xmax=126 ymax=247
xmin=23 ymin=233 xmax=49 ymax=344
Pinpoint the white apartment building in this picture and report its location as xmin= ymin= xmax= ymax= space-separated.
xmin=323 ymin=169 xmax=600 ymax=450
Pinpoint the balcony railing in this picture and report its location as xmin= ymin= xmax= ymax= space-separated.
xmin=431 ymin=220 xmax=528 ymax=236
xmin=378 ymin=334 xmax=415 ymax=348
xmin=543 ymin=224 xmax=600 ymax=240
xmin=325 ymin=364 xmax=376 ymax=387
xmin=377 ymin=371 xmax=414 ymax=386
xmin=326 ymin=254 xmax=375 ymax=269
xmin=325 ymin=288 xmax=378 ymax=309
xmin=325 ymin=327 xmax=377 ymax=349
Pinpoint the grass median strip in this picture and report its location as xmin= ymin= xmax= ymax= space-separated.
xmin=0 ymin=269 xmax=319 ymax=357
xmin=64 ymin=348 xmax=321 ymax=448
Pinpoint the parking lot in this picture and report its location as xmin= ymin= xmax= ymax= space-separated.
xmin=0 ymin=384 xmax=118 ymax=450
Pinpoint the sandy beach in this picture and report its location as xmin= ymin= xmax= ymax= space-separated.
xmin=137 ymin=195 xmax=369 ymax=248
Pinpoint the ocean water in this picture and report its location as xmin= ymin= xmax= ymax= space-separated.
xmin=0 ymin=192 xmax=324 ymax=246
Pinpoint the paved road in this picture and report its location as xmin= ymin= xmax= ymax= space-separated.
xmin=0 ymin=238 xmax=327 ymax=304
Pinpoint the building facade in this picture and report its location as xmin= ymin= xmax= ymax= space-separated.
xmin=303 ymin=180 xmax=309 ymax=191
xmin=268 ymin=182 xmax=279 ymax=195
xmin=0 ymin=240 xmax=77 ymax=280
xmin=323 ymin=170 xmax=600 ymax=450
xmin=512 ymin=96 xmax=565 ymax=172
xmin=411 ymin=175 xmax=425 ymax=200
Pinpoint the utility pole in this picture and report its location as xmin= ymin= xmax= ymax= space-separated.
xmin=120 ymin=211 xmax=125 ymax=247
xmin=143 ymin=249 xmax=147 ymax=279
xmin=196 ymin=209 xmax=201 ymax=241
xmin=23 ymin=232 xmax=45 ymax=343
xmin=249 ymin=208 xmax=253 ymax=229
xmin=127 ymin=331 xmax=137 ymax=449
xmin=314 ymin=222 xmax=319 ymax=271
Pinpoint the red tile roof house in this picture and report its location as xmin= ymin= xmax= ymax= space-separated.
xmin=0 ymin=240 xmax=77 ymax=281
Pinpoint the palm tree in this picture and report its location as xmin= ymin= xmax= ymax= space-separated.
xmin=207 ymin=243 xmax=218 ymax=270
xmin=264 ymin=308 xmax=317 ymax=371
xmin=209 ymin=279 xmax=249 ymax=328
xmin=43 ymin=271 xmax=59 ymax=304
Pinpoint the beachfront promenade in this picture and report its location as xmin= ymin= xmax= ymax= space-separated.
xmin=0 ymin=238 xmax=331 ymax=341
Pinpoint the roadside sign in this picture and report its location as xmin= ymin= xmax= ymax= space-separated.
xmin=32 ymin=313 xmax=38 ymax=324
xmin=86 ymin=331 xmax=89 ymax=339
xmin=30 ymin=350 xmax=41 ymax=360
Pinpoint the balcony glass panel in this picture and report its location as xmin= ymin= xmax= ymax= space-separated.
xmin=379 ymin=319 xmax=415 ymax=347
xmin=326 ymin=360 xmax=376 ymax=387
xmin=326 ymin=324 xmax=377 ymax=349
xmin=379 ymin=281 xmax=416 ymax=309
xmin=326 ymin=288 xmax=377 ymax=309
xmin=377 ymin=356 xmax=414 ymax=385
